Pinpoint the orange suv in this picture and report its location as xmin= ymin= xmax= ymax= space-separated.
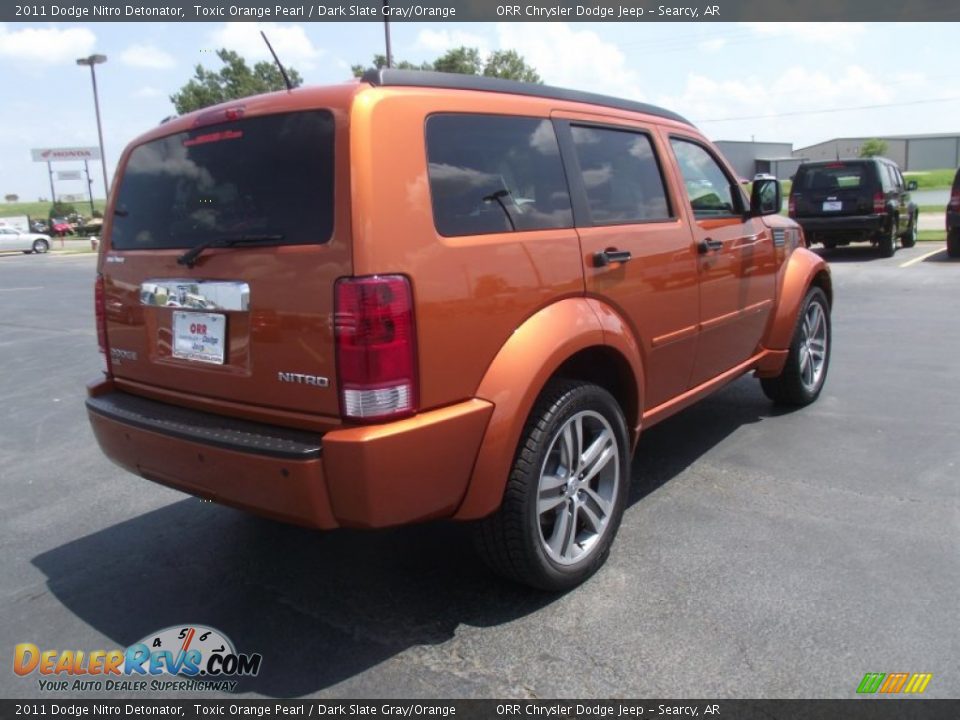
xmin=86 ymin=71 xmax=832 ymax=590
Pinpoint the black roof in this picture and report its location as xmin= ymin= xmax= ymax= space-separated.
xmin=361 ymin=69 xmax=692 ymax=127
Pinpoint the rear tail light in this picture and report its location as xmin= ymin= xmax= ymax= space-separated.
xmin=949 ymin=188 xmax=960 ymax=211
xmin=788 ymin=195 xmax=796 ymax=217
xmin=873 ymin=192 xmax=885 ymax=214
xmin=334 ymin=275 xmax=417 ymax=422
xmin=95 ymin=274 xmax=112 ymax=376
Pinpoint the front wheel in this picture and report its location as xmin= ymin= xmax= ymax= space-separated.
xmin=32 ymin=238 xmax=49 ymax=254
xmin=760 ymin=287 xmax=831 ymax=406
xmin=901 ymin=214 xmax=917 ymax=248
xmin=474 ymin=379 xmax=630 ymax=591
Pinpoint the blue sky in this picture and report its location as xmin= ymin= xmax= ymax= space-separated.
xmin=1 ymin=21 xmax=957 ymax=201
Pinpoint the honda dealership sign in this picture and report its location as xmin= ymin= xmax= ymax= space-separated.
xmin=31 ymin=146 xmax=101 ymax=162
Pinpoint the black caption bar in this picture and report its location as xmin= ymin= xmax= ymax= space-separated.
xmin=3 ymin=700 xmax=960 ymax=719
xmin=5 ymin=0 xmax=960 ymax=22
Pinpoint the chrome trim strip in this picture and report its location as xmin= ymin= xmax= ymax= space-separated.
xmin=140 ymin=279 xmax=250 ymax=311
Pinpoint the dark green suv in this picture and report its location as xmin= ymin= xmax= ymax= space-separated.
xmin=789 ymin=157 xmax=918 ymax=258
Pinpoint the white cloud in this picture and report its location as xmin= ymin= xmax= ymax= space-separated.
xmin=0 ymin=23 xmax=96 ymax=65
xmin=415 ymin=29 xmax=491 ymax=57
xmin=120 ymin=44 xmax=175 ymax=70
xmin=658 ymin=64 xmax=900 ymax=146
xmin=209 ymin=22 xmax=323 ymax=71
xmin=742 ymin=22 xmax=865 ymax=44
xmin=699 ymin=38 xmax=728 ymax=52
xmin=495 ymin=23 xmax=645 ymax=101
xmin=133 ymin=86 xmax=164 ymax=99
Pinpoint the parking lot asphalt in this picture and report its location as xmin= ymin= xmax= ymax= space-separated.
xmin=0 ymin=245 xmax=957 ymax=699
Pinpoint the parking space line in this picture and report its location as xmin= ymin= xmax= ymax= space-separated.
xmin=900 ymin=248 xmax=946 ymax=268
xmin=0 ymin=286 xmax=43 ymax=292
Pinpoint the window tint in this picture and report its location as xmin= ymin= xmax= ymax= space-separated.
xmin=571 ymin=126 xmax=671 ymax=223
xmin=112 ymin=111 xmax=334 ymax=250
xmin=670 ymin=139 xmax=739 ymax=217
xmin=426 ymin=114 xmax=572 ymax=237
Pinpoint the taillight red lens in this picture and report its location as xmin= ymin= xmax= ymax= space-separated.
xmin=95 ymin=274 xmax=112 ymax=376
xmin=873 ymin=192 xmax=885 ymax=213
xmin=949 ymin=189 xmax=960 ymax=211
xmin=334 ymin=275 xmax=417 ymax=422
xmin=788 ymin=195 xmax=796 ymax=217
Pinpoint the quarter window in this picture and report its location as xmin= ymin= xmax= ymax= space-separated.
xmin=570 ymin=126 xmax=671 ymax=224
xmin=425 ymin=114 xmax=573 ymax=237
xmin=670 ymin=138 xmax=741 ymax=218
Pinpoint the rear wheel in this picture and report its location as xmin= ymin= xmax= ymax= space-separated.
xmin=761 ymin=287 xmax=831 ymax=406
xmin=32 ymin=238 xmax=49 ymax=254
xmin=474 ymin=379 xmax=630 ymax=591
xmin=901 ymin=214 xmax=917 ymax=248
xmin=948 ymin=230 xmax=960 ymax=258
xmin=878 ymin=218 xmax=897 ymax=257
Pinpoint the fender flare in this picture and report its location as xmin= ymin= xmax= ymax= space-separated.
xmin=757 ymin=247 xmax=832 ymax=375
xmin=453 ymin=297 xmax=644 ymax=521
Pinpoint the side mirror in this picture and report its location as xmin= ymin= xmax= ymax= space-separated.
xmin=750 ymin=177 xmax=782 ymax=216
xmin=906 ymin=180 xmax=918 ymax=191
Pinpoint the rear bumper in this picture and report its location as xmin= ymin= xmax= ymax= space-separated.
xmin=795 ymin=214 xmax=885 ymax=238
xmin=86 ymin=379 xmax=493 ymax=529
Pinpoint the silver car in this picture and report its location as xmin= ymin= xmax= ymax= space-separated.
xmin=0 ymin=227 xmax=51 ymax=254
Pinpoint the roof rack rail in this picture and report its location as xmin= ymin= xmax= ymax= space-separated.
xmin=360 ymin=69 xmax=693 ymax=127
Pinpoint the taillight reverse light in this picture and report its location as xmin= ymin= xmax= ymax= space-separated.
xmin=335 ymin=275 xmax=417 ymax=422
xmin=95 ymin=274 xmax=112 ymax=376
xmin=873 ymin=192 xmax=886 ymax=214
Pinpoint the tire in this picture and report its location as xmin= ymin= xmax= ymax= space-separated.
xmin=32 ymin=239 xmax=49 ymax=254
xmin=948 ymin=230 xmax=960 ymax=259
xmin=760 ymin=287 xmax=831 ymax=406
xmin=901 ymin=214 xmax=917 ymax=248
xmin=474 ymin=379 xmax=630 ymax=591
xmin=878 ymin=217 xmax=897 ymax=257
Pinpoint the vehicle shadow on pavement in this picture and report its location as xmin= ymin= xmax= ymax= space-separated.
xmin=32 ymin=379 xmax=787 ymax=697
xmin=31 ymin=501 xmax=551 ymax=697
xmin=812 ymin=247 xmax=885 ymax=263
xmin=628 ymin=377 xmax=787 ymax=505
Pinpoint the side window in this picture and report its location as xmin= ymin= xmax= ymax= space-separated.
xmin=669 ymin=138 xmax=741 ymax=218
xmin=570 ymin=125 xmax=671 ymax=224
xmin=425 ymin=114 xmax=573 ymax=237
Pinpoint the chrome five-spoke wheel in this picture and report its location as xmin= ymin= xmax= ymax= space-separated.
xmin=798 ymin=299 xmax=827 ymax=392
xmin=474 ymin=379 xmax=630 ymax=591
xmin=537 ymin=410 xmax=619 ymax=566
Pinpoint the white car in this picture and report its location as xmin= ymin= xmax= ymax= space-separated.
xmin=0 ymin=227 xmax=51 ymax=254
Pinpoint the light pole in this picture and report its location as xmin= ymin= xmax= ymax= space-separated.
xmin=76 ymin=54 xmax=109 ymax=200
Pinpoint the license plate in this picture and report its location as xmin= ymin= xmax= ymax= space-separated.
xmin=172 ymin=312 xmax=226 ymax=364
xmin=822 ymin=201 xmax=842 ymax=212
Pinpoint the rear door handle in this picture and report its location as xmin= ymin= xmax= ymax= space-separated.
xmin=697 ymin=238 xmax=723 ymax=254
xmin=593 ymin=249 xmax=632 ymax=267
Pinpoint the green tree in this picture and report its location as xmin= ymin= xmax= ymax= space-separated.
xmin=352 ymin=46 xmax=542 ymax=83
xmin=170 ymin=49 xmax=303 ymax=114
xmin=483 ymin=50 xmax=542 ymax=84
xmin=859 ymin=139 xmax=888 ymax=158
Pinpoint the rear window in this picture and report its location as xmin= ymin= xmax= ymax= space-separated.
xmin=795 ymin=163 xmax=874 ymax=192
xmin=111 ymin=111 xmax=334 ymax=250
xmin=426 ymin=114 xmax=573 ymax=237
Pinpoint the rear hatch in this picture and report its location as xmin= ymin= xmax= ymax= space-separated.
xmin=101 ymin=106 xmax=348 ymax=422
xmin=792 ymin=161 xmax=878 ymax=217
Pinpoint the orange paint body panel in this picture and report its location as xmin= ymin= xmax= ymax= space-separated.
xmin=86 ymin=71 xmax=829 ymax=540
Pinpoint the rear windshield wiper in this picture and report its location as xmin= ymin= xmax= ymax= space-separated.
xmin=176 ymin=234 xmax=285 ymax=268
